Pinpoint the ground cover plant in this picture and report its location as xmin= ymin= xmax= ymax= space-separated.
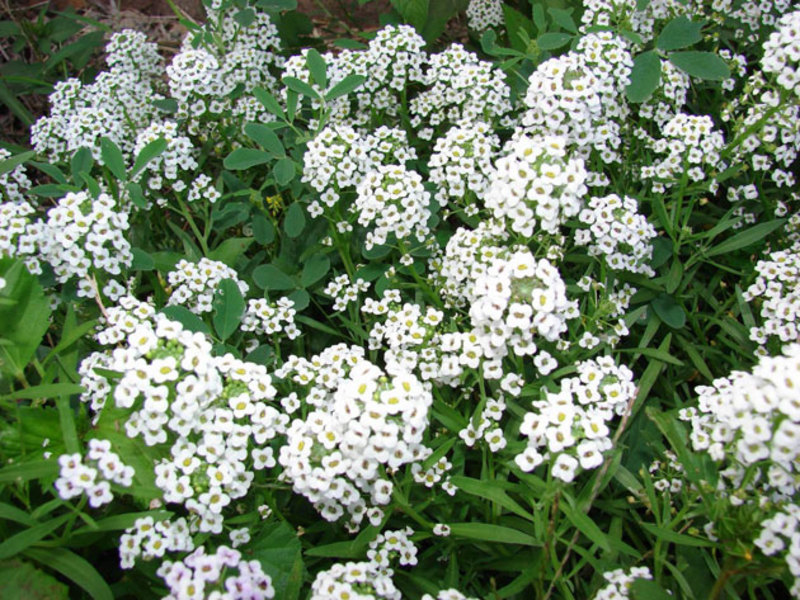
xmin=1 ymin=0 xmax=800 ymax=597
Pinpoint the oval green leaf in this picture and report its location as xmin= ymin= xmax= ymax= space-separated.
xmin=212 ymin=278 xmax=245 ymax=341
xmin=669 ymin=51 xmax=730 ymax=81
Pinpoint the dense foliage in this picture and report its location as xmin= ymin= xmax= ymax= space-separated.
xmin=1 ymin=0 xmax=800 ymax=598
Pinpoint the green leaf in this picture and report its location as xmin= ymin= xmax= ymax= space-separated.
xmin=208 ymin=237 xmax=253 ymax=267
xmin=249 ymin=520 xmax=304 ymax=600
xmin=705 ymin=219 xmax=785 ymax=258
xmin=282 ymin=76 xmax=319 ymax=99
xmin=547 ymin=7 xmax=577 ymax=33
xmin=324 ymin=74 xmax=367 ymax=102
xmin=0 ymin=459 xmax=58 ymax=484
xmin=126 ymin=181 xmax=146 ymax=209
xmin=56 ymin=396 xmax=80 ymax=455
xmin=657 ymin=16 xmax=704 ymax=51
xmin=253 ymin=264 xmax=296 ymax=291
xmin=287 ymin=289 xmax=310 ymax=311
xmin=253 ymin=87 xmax=285 ymax=120
xmin=626 ymin=51 xmax=661 ymax=103
xmin=537 ymin=32 xmax=572 ymax=50
xmin=233 ymin=7 xmax=256 ymax=26
xmin=305 ymin=525 xmax=379 ymax=558
xmin=531 ymin=4 xmax=546 ymax=33
xmin=283 ymin=202 xmax=305 ymax=238
xmin=0 ymin=150 xmax=34 ymax=177
xmin=0 ymin=559 xmax=69 ymax=599
xmin=153 ymin=98 xmax=178 ymax=113
xmin=616 ymin=346 xmax=684 ymax=366
xmin=274 ymin=158 xmax=296 ymax=186
xmin=503 ymin=4 xmax=534 ymax=53
xmin=255 ymin=0 xmax=298 ymax=10
xmin=223 ymin=148 xmax=273 ymax=170
xmin=72 ymin=510 xmax=171 ymax=534
xmin=420 ymin=0 xmax=463 ymax=43
xmin=130 ymin=137 xmax=166 ymax=179
xmin=0 ymin=503 xmax=36 ymax=527
xmin=212 ymin=279 xmax=245 ymax=341
xmin=244 ymin=123 xmax=285 ymax=157
xmin=651 ymin=293 xmax=686 ymax=329
xmin=300 ymin=253 xmax=330 ymax=287
xmin=448 ymin=523 xmax=540 ymax=546
xmin=23 ymin=547 xmax=113 ymax=600
xmin=160 ymin=306 xmax=211 ymax=335
xmin=0 ymin=514 xmax=71 ymax=560
xmin=70 ymin=147 xmax=93 ymax=182
xmin=669 ymin=51 xmax=730 ymax=81
xmin=99 ymin=136 xmax=126 ymax=181
xmin=1 ymin=383 xmax=83 ymax=401
xmin=449 ymin=476 xmax=534 ymax=521
xmin=390 ymin=0 xmax=429 ymax=31
xmin=131 ymin=248 xmax=155 ymax=271
xmin=305 ymin=48 xmax=327 ymax=89
xmin=559 ymin=501 xmax=610 ymax=552
xmin=0 ymin=83 xmax=33 ymax=125
xmin=638 ymin=521 xmax=714 ymax=548
xmin=253 ymin=213 xmax=276 ymax=244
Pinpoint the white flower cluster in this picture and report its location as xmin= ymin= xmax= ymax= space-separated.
xmin=576 ymin=193 xmax=657 ymax=276
xmin=755 ymin=506 xmax=800 ymax=597
xmin=157 ymin=545 xmax=275 ymax=600
xmin=592 ymin=566 xmax=653 ymax=600
xmin=167 ymin=6 xmax=283 ymax=137
xmin=80 ymin=309 xmax=286 ymax=534
xmin=410 ymin=44 xmax=513 ymax=139
xmin=428 ymin=121 xmax=499 ymax=211
xmin=516 ymin=357 xmax=636 ymax=482
xmin=323 ymin=273 xmax=370 ymax=311
xmin=303 ymin=125 xmax=416 ymax=213
xmin=355 ymin=164 xmax=432 ymax=250
xmin=54 ymin=439 xmax=134 ymax=508
xmin=31 ymin=30 xmax=162 ymax=163
xmin=521 ymin=33 xmax=633 ymax=167
xmin=310 ymin=560 xmax=400 ymax=600
xmin=241 ymin=296 xmax=300 ymax=340
xmin=759 ymin=8 xmax=800 ymax=96
xmin=681 ymin=344 xmax=800 ymax=503
xmin=641 ymin=113 xmax=725 ymax=193
xmin=0 ymin=147 xmax=32 ymax=204
xmin=285 ymin=25 xmax=426 ymax=129
xmin=469 ymin=248 xmax=577 ymax=371
xmin=458 ymin=389 xmax=511 ymax=449
xmin=276 ymin=345 xmax=432 ymax=530
xmin=167 ymin=257 xmax=249 ymax=315
xmin=466 ymin=0 xmax=504 ymax=32
xmin=727 ymin=0 xmax=795 ymax=43
xmin=484 ymin=135 xmax=587 ymax=237
xmin=574 ymin=277 xmax=636 ymax=349
xmin=368 ymin=527 xmax=418 ymax=567
xmin=132 ymin=120 xmax=198 ymax=197
xmin=38 ymin=191 xmax=131 ymax=300
xmin=118 ymin=516 xmax=194 ymax=569
xmin=422 ymin=590 xmax=478 ymax=600
xmin=0 ymin=198 xmax=41 ymax=274
xmin=744 ymin=249 xmax=800 ymax=351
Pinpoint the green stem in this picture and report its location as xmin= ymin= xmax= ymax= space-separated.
xmin=176 ymin=196 xmax=210 ymax=256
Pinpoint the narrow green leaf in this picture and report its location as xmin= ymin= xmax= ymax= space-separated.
xmin=705 ymin=219 xmax=785 ymax=258
xmin=503 ymin=4 xmax=534 ymax=53
xmin=253 ymin=264 xmax=296 ymax=291
xmin=669 ymin=51 xmax=730 ymax=81
xmin=212 ymin=279 xmax=245 ymax=341
xmin=537 ymin=32 xmax=572 ymax=50
xmin=283 ymin=202 xmax=305 ymax=238
xmin=255 ymin=0 xmax=298 ymax=10
xmin=0 ymin=150 xmax=34 ymax=177
xmin=274 ymin=158 xmax=296 ymax=186
xmin=300 ymin=253 xmax=331 ymax=287
xmin=244 ymin=123 xmax=284 ymax=157
xmin=675 ymin=335 xmax=714 ymax=381
xmin=657 ymin=16 xmax=704 ymax=51
xmin=305 ymin=48 xmax=327 ymax=89
xmin=99 ymin=136 xmax=126 ymax=181
xmin=547 ymin=7 xmax=577 ymax=33
xmin=1 ymin=383 xmax=83 ymax=401
xmin=253 ymin=87 xmax=285 ymax=120
xmin=295 ymin=315 xmax=340 ymax=336
xmin=324 ymin=74 xmax=366 ymax=102
xmin=305 ymin=525 xmax=379 ymax=558
xmin=223 ymin=148 xmax=273 ymax=170
xmin=560 ymin=501 xmax=610 ymax=552
xmin=631 ymin=579 xmax=674 ymax=600
xmin=55 ymin=396 xmax=80 ymax=455
xmin=0 ymin=514 xmax=71 ymax=560
xmin=626 ymin=51 xmax=661 ymax=103
xmin=73 ymin=510 xmax=171 ymax=534
xmin=282 ymin=76 xmax=319 ymax=99
xmin=0 ymin=83 xmax=33 ymax=125
xmin=531 ymin=4 xmax=546 ymax=33
xmin=23 ymin=547 xmax=113 ymax=600
xmin=0 ymin=503 xmax=36 ymax=526
xmin=639 ymin=521 xmax=713 ymax=547
xmin=449 ymin=476 xmax=534 ymax=521
xmin=0 ymin=459 xmax=58 ymax=484
xmin=616 ymin=346 xmax=684 ymax=366
xmin=448 ymin=523 xmax=540 ymax=546
xmin=130 ymin=138 xmax=166 ymax=179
